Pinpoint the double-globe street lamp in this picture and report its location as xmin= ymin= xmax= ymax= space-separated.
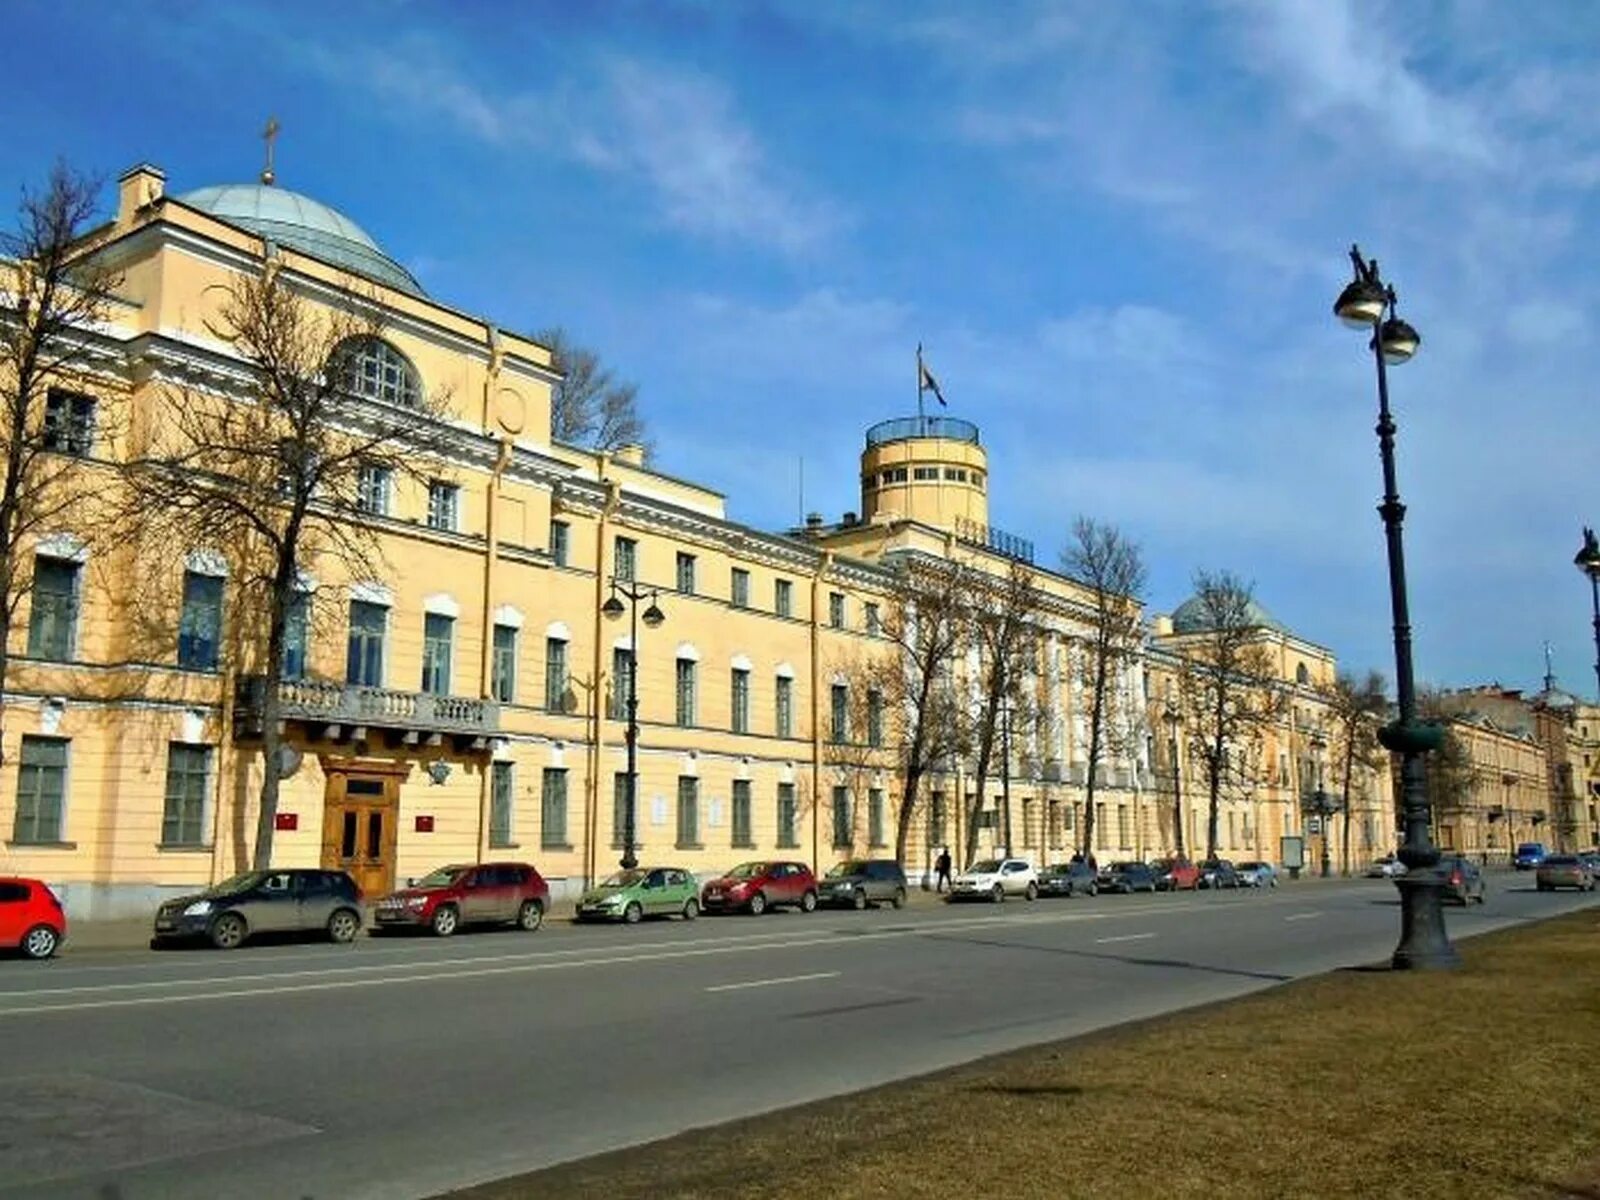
xmin=1333 ymin=244 xmax=1457 ymax=970
xmin=1163 ymin=700 xmax=1185 ymax=859
xmin=1305 ymin=730 xmax=1342 ymax=879
xmin=1574 ymin=527 xmax=1600 ymax=700
xmin=602 ymin=580 xmax=665 ymax=871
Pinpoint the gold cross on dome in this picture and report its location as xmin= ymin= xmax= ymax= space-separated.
xmin=261 ymin=116 xmax=280 ymax=185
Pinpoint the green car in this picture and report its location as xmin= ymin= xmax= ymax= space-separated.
xmin=575 ymin=866 xmax=700 ymax=924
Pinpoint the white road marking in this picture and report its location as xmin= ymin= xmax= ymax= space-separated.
xmin=1094 ymin=933 xmax=1155 ymax=944
xmin=1285 ymin=912 xmax=1323 ymax=921
xmin=705 ymin=971 xmax=840 ymax=993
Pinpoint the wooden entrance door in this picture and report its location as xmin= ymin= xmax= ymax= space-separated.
xmin=322 ymin=770 xmax=401 ymax=898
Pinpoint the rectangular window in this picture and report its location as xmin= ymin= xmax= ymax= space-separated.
xmin=731 ymin=568 xmax=750 ymax=609
xmin=868 ymin=787 xmax=886 ymax=847
xmin=913 ymin=465 xmax=939 ymax=481
xmin=865 ymin=602 xmax=881 ymax=636
xmin=614 ymin=536 xmax=637 ymax=582
xmin=282 ymin=592 xmax=309 ymax=681
xmin=13 ymin=736 xmax=67 ymax=844
xmin=356 ymin=463 xmax=392 ymax=515
xmin=1023 ymin=799 xmax=1036 ymax=848
xmin=1118 ymin=805 xmax=1130 ymax=847
xmin=346 ymin=600 xmax=386 ymax=686
xmin=43 ymin=389 xmax=96 ymax=456
xmin=731 ymin=779 xmax=753 ymax=847
xmin=931 ymin=792 xmax=947 ymax=847
xmin=544 ymin=637 xmax=568 ymax=711
xmin=612 ymin=772 xmax=633 ymax=850
xmin=676 ymin=776 xmax=700 ymax=847
xmin=829 ymin=592 xmax=845 ymax=628
xmin=421 ymin=613 xmax=453 ymax=695
xmin=832 ymin=785 xmax=852 ymax=848
xmin=541 ymin=768 xmax=568 ymax=848
xmin=610 ymin=647 xmax=634 ymax=720
xmin=490 ymin=762 xmax=514 ymax=847
xmin=676 ymin=658 xmax=697 ymax=727
xmin=161 ymin=743 xmax=211 ymax=847
xmin=776 ymin=782 xmax=798 ymax=848
xmin=426 ymin=481 xmax=460 ymax=531
xmin=549 ymin=519 xmax=570 ymax=567
xmin=676 ymin=551 xmax=696 ymax=595
xmin=774 ymin=578 xmax=793 ymax=618
xmin=867 ymin=688 xmax=884 ymax=748
xmin=491 ymin=624 xmax=517 ymax=704
xmin=830 ymin=684 xmax=849 ymax=744
xmin=1095 ymin=803 xmax=1107 ymax=849
xmin=730 ymin=668 xmax=750 ymax=734
xmin=177 ymin=570 xmax=224 ymax=671
xmin=28 ymin=557 xmax=79 ymax=662
xmin=776 ymin=675 xmax=794 ymax=738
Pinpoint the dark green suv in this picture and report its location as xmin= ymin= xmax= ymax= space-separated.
xmin=818 ymin=859 xmax=908 ymax=910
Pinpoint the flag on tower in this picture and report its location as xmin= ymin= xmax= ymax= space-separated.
xmin=917 ymin=345 xmax=947 ymax=407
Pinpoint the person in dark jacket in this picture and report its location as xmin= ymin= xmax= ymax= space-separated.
xmin=935 ymin=848 xmax=953 ymax=892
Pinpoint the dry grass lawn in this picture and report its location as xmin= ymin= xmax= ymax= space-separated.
xmin=444 ymin=910 xmax=1600 ymax=1200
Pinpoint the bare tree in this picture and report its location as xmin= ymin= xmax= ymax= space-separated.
xmin=1062 ymin=517 xmax=1146 ymax=859
xmin=1322 ymin=669 xmax=1388 ymax=873
xmin=823 ymin=653 xmax=894 ymax=857
xmin=874 ymin=555 xmax=971 ymax=863
xmin=964 ymin=558 xmax=1041 ymax=864
xmin=1416 ymin=688 xmax=1477 ymax=838
xmin=536 ymin=327 xmax=648 ymax=455
xmin=1173 ymin=570 xmax=1286 ymax=861
xmin=0 ymin=164 xmax=121 ymax=763
xmin=121 ymin=266 xmax=455 ymax=869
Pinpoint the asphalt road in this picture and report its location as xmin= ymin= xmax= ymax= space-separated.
xmin=2 ymin=876 xmax=1594 ymax=1200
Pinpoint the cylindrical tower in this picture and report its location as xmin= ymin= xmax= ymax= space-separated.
xmin=860 ymin=415 xmax=989 ymax=532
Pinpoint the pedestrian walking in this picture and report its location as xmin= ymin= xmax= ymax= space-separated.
xmin=935 ymin=847 xmax=953 ymax=893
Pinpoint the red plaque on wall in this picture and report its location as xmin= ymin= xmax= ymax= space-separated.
xmin=275 ymin=812 xmax=298 ymax=831
xmin=415 ymin=815 xmax=435 ymax=833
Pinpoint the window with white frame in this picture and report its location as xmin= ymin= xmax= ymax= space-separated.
xmin=490 ymin=761 xmax=515 ymax=847
xmin=356 ymin=463 xmax=392 ymax=515
xmin=541 ymin=768 xmax=568 ymax=848
xmin=545 ymin=637 xmax=569 ymax=711
xmin=421 ymin=613 xmax=453 ymax=695
xmin=675 ymin=657 xmax=697 ymax=727
xmin=677 ymin=776 xmax=700 ymax=847
xmin=28 ymin=556 xmax=80 ymax=662
xmin=13 ymin=736 xmax=67 ymax=844
xmin=426 ymin=481 xmax=459 ymax=532
xmin=491 ymin=624 xmax=517 ymax=704
xmin=776 ymin=782 xmax=798 ymax=847
xmin=676 ymin=552 xmax=696 ymax=595
xmin=731 ymin=779 xmax=753 ymax=847
xmin=161 ymin=744 xmax=211 ymax=847
xmin=731 ymin=668 xmax=750 ymax=734
xmin=337 ymin=336 xmax=421 ymax=407
xmin=43 ymin=388 xmax=95 ymax=456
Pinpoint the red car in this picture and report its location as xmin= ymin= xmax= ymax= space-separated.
xmin=373 ymin=862 xmax=548 ymax=937
xmin=1 ymin=876 xmax=66 ymax=959
xmin=1153 ymin=857 xmax=1201 ymax=891
xmin=700 ymin=861 xmax=818 ymax=915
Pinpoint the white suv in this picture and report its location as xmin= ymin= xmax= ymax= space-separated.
xmin=948 ymin=857 xmax=1038 ymax=903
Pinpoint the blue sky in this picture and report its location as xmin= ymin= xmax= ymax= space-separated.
xmin=5 ymin=1 xmax=1598 ymax=696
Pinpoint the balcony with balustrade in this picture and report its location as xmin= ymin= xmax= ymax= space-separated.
xmin=234 ymin=675 xmax=500 ymax=751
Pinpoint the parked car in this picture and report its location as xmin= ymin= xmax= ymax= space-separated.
xmin=576 ymin=866 xmax=700 ymax=923
xmin=1199 ymin=859 xmax=1241 ymax=889
xmin=153 ymin=869 xmax=365 ymax=949
xmin=0 ymin=877 xmax=66 ymax=960
xmin=1038 ymin=861 xmax=1098 ymax=897
xmin=948 ymin=858 xmax=1039 ymax=903
xmin=373 ymin=862 xmax=548 ymax=936
xmin=1236 ymin=861 xmax=1279 ymax=888
xmin=1514 ymin=842 xmax=1550 ymax=870
xmin=1440 ymin=854 xmax=1487 ymax=904
xmin=1151 ymin=857 xmax=1201 ymax=891
xmin=1536 ymin=855 xmax=1595 ymax=893
xmin=1365 ymin=855 xmax=1407 ymax=879
xmin=1580 ymin=851 xmax=1600 ymax=879
xmin=700 ymin=861 xmax=818 ymax=915
xmin=818 ymin=859 xmax=908 ymax=910
xmin=1099 ymin=861 xmax=1159 ymax=894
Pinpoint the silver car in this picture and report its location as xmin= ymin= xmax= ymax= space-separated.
xmin=1236 ymin=861 xmax=1278 ymax=888
xmin=152 ymin=869 xmax=366 ymax=949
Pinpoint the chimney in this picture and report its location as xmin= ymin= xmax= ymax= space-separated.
xmin=803 ymin=512 xmax=824 ymax=538
xmin=613 ymin=443 xmax=646 ymax=467
xmin=117 ymin=163 xmax=165 ymax=225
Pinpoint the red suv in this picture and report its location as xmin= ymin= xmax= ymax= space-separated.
xmin=374 ymin=863 xmax=548 ymax=937
xmin=0 ymin=876 xmax=66 ymax=959
xmin=701 ymin=861 xmax=818 ymax=915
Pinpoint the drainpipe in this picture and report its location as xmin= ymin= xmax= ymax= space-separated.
xmin=589 ymin=460 xmax=620 ymax=887
xmin=211 ymin=663 xmax=236 ymax=886
xmin=476 ymin=434 xmax=512 ymax=863
xmin=809 ymin=551 xmax=832 ymax=874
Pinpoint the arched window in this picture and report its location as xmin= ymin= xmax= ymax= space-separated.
xmin=335 ymin=336 xmax=421 ymax=407
xmin=1296 ymin=662 xmax=1311 ymax=685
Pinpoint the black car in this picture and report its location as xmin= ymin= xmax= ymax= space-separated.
xmin=1098 ymin=861 xmax=1158 ymax=894
xmin=1199 ymin=859 xmax=1241 ymax=889
xmin=152 ymin=869 xmax=365 ymax=949
xmin=1038 ymin=861 xmax=1098 ymax=897
xmin=1439 ymin=855 xmax=1486 ymax=904
xmin=818 ymin=859 xmax=908 ymax=909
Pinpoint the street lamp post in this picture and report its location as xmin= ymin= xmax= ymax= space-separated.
xmin=1574 ymin=527 xmax=1600 ymax=700
xmin=1333 ymin=244 xmax=1457 ymax=969
xmin=1164 ymin=701 xmax=1185 ymax=859
xmin=1308 ymin=730 xmax=1337 ymax=879
xmin=1000 ymin=701 xmax=1013 ymax=858
xmin=602 ymin=581 xmax=665 ymax=871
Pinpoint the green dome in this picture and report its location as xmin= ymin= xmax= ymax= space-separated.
xmin=179 ymin=184 xmax=424 ymax=296
xmin=1170 ymin=593 xmax=1288 ymax=635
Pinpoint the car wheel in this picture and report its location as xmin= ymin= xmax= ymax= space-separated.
xmin=748 ymin=891 xmax=768 ymax=916
xmin=852 ymin=889 xmax=868 ymax=911
xmin=326 ymin=908 xmax=361 ymax=944
xmin=20 ymin=924 xmax=59 ymax=960
xmin=1024 ymin=882 xmax=1038 ymax=902
xmin=800 ymin=889 xmax=818 ymax=913
xmin=681 ymin=898 xmax=699 ymax=921
xmin=892 ymin=887 xmax=907 ymax=910
xmin=991 ymin=884 xmax=1005 ymax=904
xmin=1088 ymin=883 xmax=1098 ymax=897
xmin=517 ymin=900 xmax=544 ymax=932
xmin=622 ymin=901 xmax=643 ymax=925
xmin=430 ymin=904 xmax=460 ymax=937
xmin=209 ymin=912 xmax=247 ymax=950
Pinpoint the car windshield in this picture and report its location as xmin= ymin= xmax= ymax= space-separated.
xmin=1237 ymin=862 xmax=1263 ymax=870
xmin=412 ymin=866 xmax=470 ymax=889
xmin=1517 ymin=844 xmax=1545 ymax=854
xmin=827 ymin=862 xmax=868 ymax=878
xmin=1109 ymin=862 xmax=1140 ymax=872
xmin=1544 ymin=856 xmax=1578 ymax=866
xmin=599 ymin=870 xmax=646 ymax=887
xmin=207 ymin=871 xmax=267 ymax=896
xmin=726 ymin=862 xmax=769 ymax=879
xmin=968 ymin=860 xmax=1002 ymax=873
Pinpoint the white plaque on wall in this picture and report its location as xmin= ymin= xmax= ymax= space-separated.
xmin=651 ymin=796 xmax=668 ymax=826
xmin=709 ymin=798 xmax=724 ymax=827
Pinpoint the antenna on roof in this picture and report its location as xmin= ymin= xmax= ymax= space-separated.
xmin=1543 ymin=640 xmax=1556 ymax=694
xmin=261 ymin=115 xmax=280 ymax=186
